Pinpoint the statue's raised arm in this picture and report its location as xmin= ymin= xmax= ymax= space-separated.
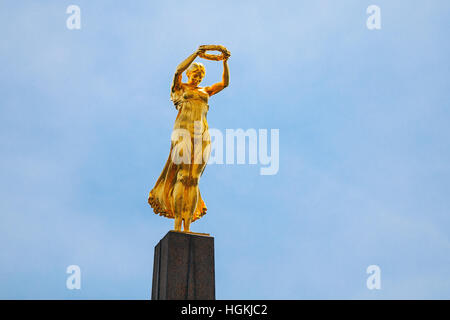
xmin=204 ymin=57 xmax=230 ymax=97
xmin=171 ymin=46 xmax=206 ymax=93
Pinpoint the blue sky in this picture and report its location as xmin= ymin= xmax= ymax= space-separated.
xmin=1 ymin=0 xmax=449 ymax=299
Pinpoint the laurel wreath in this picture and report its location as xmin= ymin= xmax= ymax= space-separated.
xmin=198 ymin=45 xmax=230 ymax=61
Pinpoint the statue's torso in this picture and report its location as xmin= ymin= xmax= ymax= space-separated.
xmin=171 ymin=85 xmax=209 ymax=135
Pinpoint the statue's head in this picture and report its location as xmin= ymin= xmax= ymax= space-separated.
xmin=186 ymin=62 xmax=205 ymax=86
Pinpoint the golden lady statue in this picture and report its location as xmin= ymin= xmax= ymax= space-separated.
xmin=148 ymin=45 xmax=230 ymax=233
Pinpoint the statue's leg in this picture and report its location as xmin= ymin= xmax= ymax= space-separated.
xmin=173 ymin=165 xmax=189 ymax=231
xmin=174 ymin=137 xmax=210 ymax=232
xmin=183 ymin=217 xmax=191 ymax=232
xmin=182 ymin=161 xmax=207 ymax=232
xmin=183 ymin=138 xmax=210 ymax=231
xmin=181 ymin=176 xmax=198 ymax=232
xmin=174 ymin=216 xmax=182 ymax=231
xmin=173 ymin=163 xmax=198 ymax=232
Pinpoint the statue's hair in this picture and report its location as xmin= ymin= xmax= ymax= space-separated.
xmin=186 ymin=62 xmax=205 ymax=77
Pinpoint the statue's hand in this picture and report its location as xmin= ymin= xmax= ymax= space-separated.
xmin=196 ymin=46 xmax=207 ymax=55
xmin=223 ymin=50 xmax=231 ymax=60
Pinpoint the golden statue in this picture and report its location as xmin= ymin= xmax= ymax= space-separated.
xmin=148 ymin=45 xmax=230 ymax=233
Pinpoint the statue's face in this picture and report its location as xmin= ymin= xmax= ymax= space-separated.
xmin=187 ymin=70 xmax=204 ymax=86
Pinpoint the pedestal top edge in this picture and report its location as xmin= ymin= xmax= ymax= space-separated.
xmin=168 ymin=230 xmax=213 ymax=237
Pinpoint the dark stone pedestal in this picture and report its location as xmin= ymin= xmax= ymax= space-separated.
xmin=151 ymin=231 xmax=215 ymax=300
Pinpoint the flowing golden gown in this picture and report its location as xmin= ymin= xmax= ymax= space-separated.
xmin=148 ymin=84 xmax=211 ymax=222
